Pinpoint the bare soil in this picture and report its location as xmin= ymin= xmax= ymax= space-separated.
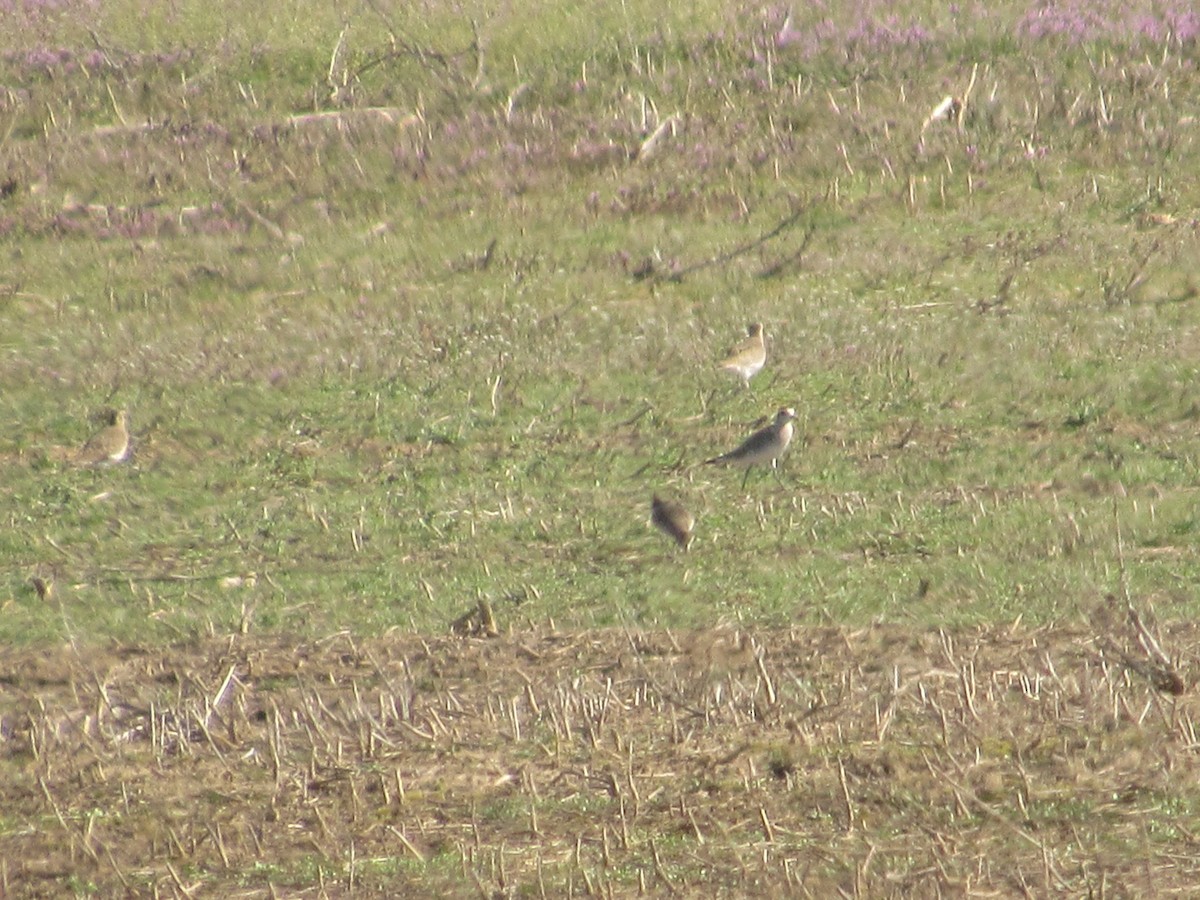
xmin=3 ymin=612 xmax=1198 ymax=897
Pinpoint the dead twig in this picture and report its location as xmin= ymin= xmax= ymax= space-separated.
xmin=636 ymin=113 xmax=681 ymax=161
xmin=756 ymin=219 xmax=818 ymax=279
xmin=1102 ymin=238 xmax=1163 ymax=307
xmin=354 ymin=0 xmax=476 ymax=87
xmin=921 ymin=62 xmax=977 ymax=135
xmin=653 ymin=205 xmax=811 ymax=284
xmin=1102 ymin=594 xmax=1187 ymax=695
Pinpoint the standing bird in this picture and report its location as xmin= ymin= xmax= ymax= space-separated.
xmin=705 ymin=407 xmax=796 ymax=489
xmin=77 ymin=409 xmax=131 ymax=466
xmin=717 ymin=322 xmax=767 ymax=388
xmin=651 ymin=494 xmax=695 ymax=551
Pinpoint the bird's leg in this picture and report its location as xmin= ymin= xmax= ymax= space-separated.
xmin=770 ymin=460 xmax=786 ymax=487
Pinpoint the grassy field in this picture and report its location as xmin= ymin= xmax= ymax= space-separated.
xmin=2 ymin=0 xmax=1200 ymax=894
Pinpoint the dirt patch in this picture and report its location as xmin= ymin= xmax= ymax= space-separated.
xmin=2 ymin=617 xmax=1198 ymax=896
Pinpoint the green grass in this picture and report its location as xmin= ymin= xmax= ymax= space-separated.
xmin=3 ymin=0 xmax=1200 ymax=645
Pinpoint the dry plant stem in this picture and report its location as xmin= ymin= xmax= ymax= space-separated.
xmin=636 ymin=113 xmax=681 ymax=160
xmin=837 ymin=757 xmax=855 ymax=833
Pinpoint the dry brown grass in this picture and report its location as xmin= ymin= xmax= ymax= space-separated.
xmin=3 ymin=612 xmax=1199 ymax=896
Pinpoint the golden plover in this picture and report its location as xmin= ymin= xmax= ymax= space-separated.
xmin=717 ymin=322 xmax=766 ymax=388
xmin=78 ymin=409 xmax=130 ymax=466
xmin=651 ymin=494 xmax=695 ymax=551
xmin=705 ymin=407 xmax=795 ymax=488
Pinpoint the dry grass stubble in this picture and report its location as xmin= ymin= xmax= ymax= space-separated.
xmin=2 ymin=613 xmax=1198 ymax=896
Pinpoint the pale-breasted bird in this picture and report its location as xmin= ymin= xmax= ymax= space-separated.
xmin=77 ymin=409 xmax=130 ymax=466
xmin=717 ymin=322 xmax=766 ymax=388
xmin=705 ymin=407 xmax=796 ymax=488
